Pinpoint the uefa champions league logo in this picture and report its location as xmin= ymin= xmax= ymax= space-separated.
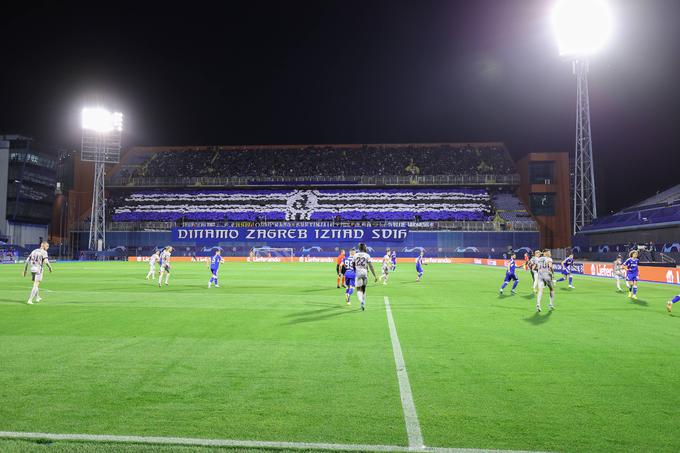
xmin=286 ymin=190 xmax=320 ymax=220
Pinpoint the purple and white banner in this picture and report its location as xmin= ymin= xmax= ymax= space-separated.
xmin=113 ymin=188 xmax=492 ymax=222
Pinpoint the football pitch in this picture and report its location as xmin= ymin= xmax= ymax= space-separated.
xmin=1 ymin=261 xmax=679 ymax=453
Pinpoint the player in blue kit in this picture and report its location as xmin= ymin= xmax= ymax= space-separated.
xmin=556 ymin=253 xmax=575 ymax=288
xmin=623 ymin=250 xmax=640 ymax=299
xmin=391 ymin=249 xmax=397 ymax=271
xmin=667 ymin=294 xmax=680 ymax=312
xmin=342 ymin=249 xmax=356 ymax=305
xmin=416 ymin=251 xmax=425 ymax=281
xmin=208 ymin=249 xmax=225 ymax=288
xmin=499 ymin=253 xmax=519 ymax=295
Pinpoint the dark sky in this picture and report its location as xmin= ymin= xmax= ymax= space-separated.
xmin=2 ymin=0 xmax=679 ymax=214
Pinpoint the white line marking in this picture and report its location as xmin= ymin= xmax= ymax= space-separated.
xmin=0 ymin=431 xmax=548 ymax=453
xmin=384 ymin=296 xmax=425 ymax=450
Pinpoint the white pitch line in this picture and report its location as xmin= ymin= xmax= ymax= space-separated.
xmin=0 ymin=431 xmax=409 ymax=452
xmin=384 ymin=295 xmax=425 ymax=450
xmin=0 ymin=431 xmax=548 ymax=453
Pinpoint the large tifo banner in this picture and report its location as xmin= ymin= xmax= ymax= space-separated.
xmin=172 ymin=226 xmax=409 ymax=242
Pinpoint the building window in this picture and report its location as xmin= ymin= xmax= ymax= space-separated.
xmin=530 ymin=193 xmax=556 ymax=216
xmin=529 ymin=161 xmax=555 ymax=184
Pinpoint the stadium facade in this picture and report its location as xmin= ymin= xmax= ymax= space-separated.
xmin=516 ymin=152 xmax=572 ymax=249
xmin=0 ymin=135 xmax=57 ymax=249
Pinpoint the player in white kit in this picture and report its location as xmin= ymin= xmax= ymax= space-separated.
xmin=528 ymin=250 xmax=542 ymax=293
xmin=158 ymin=246 xmax=174 ymax=287
xmin=23 ymin=241 xmax=53 ymax=305
xmin=353 ymin=243 xmax=378 ymax=311
xmin=535 ymin=249 xmax=555 ymax=312
xmin=378 ymin=248 xmax=391 ymax=285
xmin=146 ymin=250 xmax=160 ymax=280
xmin=613 ymin=254 xmax=625 ymax=292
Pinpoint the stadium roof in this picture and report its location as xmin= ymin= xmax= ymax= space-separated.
xmin=620 ymin=184 xmax=680 ymax=213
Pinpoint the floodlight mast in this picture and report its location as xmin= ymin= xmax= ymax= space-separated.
xmin=572 ymin=59 xmax=597 ymax=234
xmin=81 ymin=108 xmax=123 ymax=251
xmin=552 ymin=0 xmax=612 ymax=234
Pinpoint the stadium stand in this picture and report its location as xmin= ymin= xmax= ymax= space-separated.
xmin=492 ymin=193 xmax=533 ymax=222
xmin=575 ymin=184 xmax=680 ymax=262
xmin=581 ymin=184 xmax=680 ymax=232
xmin=106 ymin=188 xmax=540 ymax=238
xmin=108 ymin=143 xmax=517 ymax=186
xmin=63 ymin=142 xmax=541 ymax=259
xmin=101 ymin=144 xmax=538 ymax=235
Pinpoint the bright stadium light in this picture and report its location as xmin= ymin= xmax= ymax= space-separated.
xmin=81 ymin=105 xmax=124 ymax=251
xmin=552 ymin=0 xmax=612 ymax=57
xmin=81 ymin=107 xmax=124 ymax=133
xmin=552 ymin=0 xmax=613 ymax=233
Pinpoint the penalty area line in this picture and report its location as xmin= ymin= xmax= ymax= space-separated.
xmin=0 ymin=431 xmax=548 ymax=453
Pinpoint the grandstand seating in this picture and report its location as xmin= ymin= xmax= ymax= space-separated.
xmin=103 ymin=143 xmax=537 ymax=234
xmin=582 ymin=184 xmax=680 ymax=232
xmin=582 ymin=205 xmax=680 ymax=231
xmin=492 ymin=193 xmax=532 ymax=222
xmin=111 ymin=188 xmax=494 ymax=222
xmin=109 ymin=143 xmax=516 ymax=183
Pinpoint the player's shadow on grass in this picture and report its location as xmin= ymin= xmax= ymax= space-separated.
xmin=497 ymin=293 xmax=528 ymax=300
xmin=0 ymin=298 xmax=26 ymax=305
xmin=630 ymin=298 xmax=649 ymax=307
xmin=494 ymin=304 xmax=526 ymax=312
xmin=300 ymin=287 xmax=340 ymax=293
xmin=283 ymin=306 xmax=338 ymax=317
xmin=285 ymin=306 xmax=357 ymax=324
xmin=524 ymin=310 xmax=553 ymax=325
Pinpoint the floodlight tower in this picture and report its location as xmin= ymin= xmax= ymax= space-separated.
xmin=81 ymin=107 xmax=123 ymax=251
xmin=552 ymin=0 xmax=612 ymax=234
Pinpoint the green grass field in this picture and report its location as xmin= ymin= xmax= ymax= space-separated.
xmin=1 ymin=260 xmax=679 ymax=453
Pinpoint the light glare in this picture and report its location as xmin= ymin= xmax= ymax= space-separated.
xmin=552 ymin=0 xmax=612 ymax=57
xmin=82 ymin=107 xmax=124 ymax=132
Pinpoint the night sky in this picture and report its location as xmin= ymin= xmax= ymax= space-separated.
xmin=2 ymin=0 xmax=679 ymax=214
